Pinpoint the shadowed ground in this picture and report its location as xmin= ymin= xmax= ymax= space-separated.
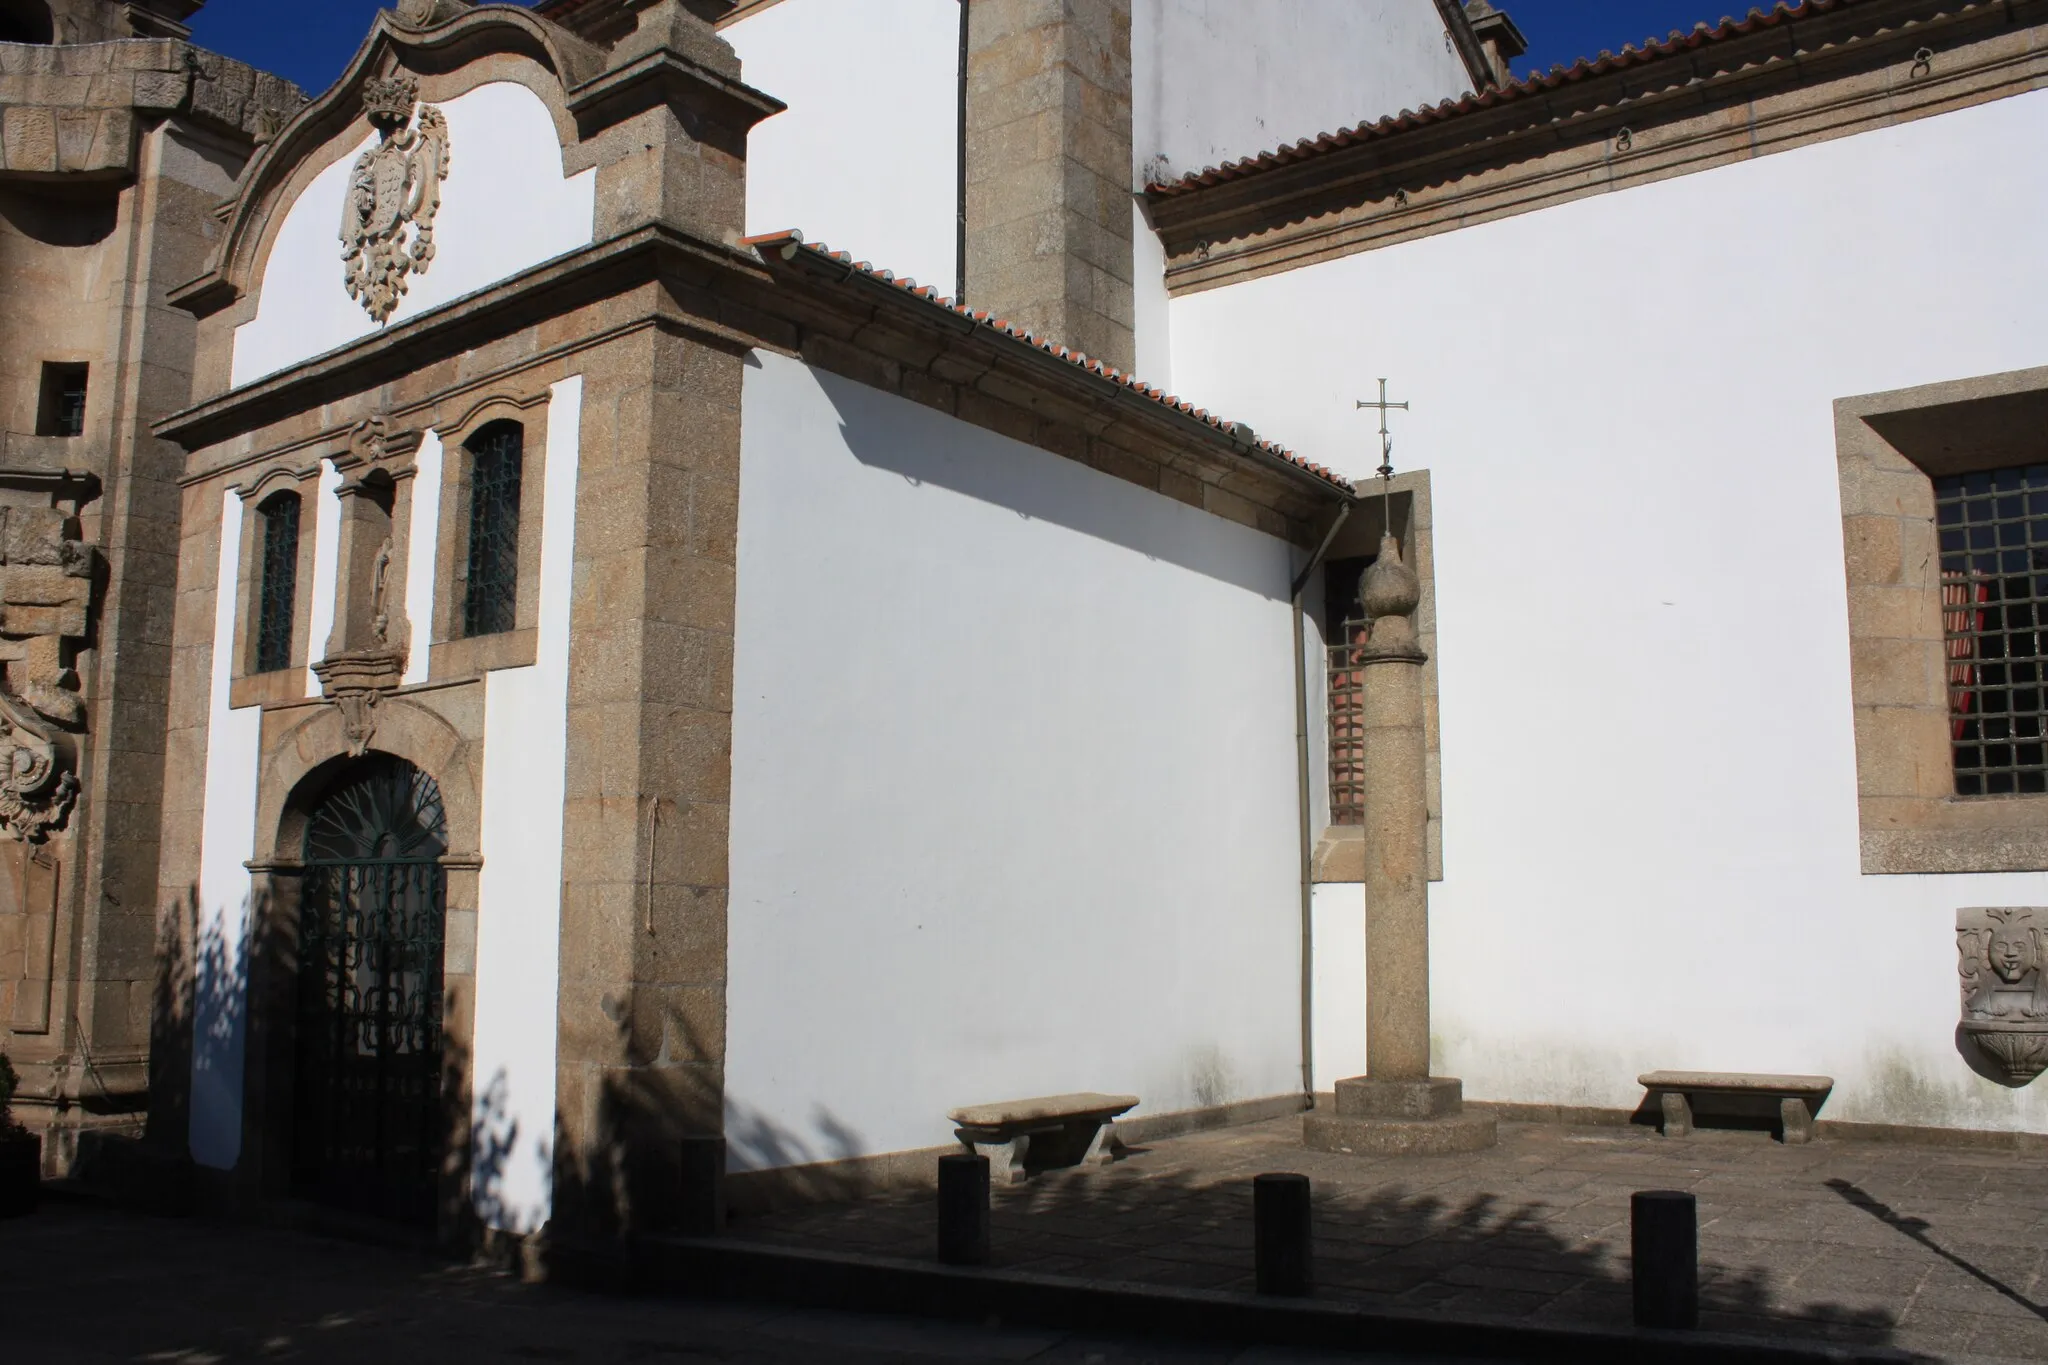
xmin=0 ymin=1195 xmax=1501 ymax=1364
xmin=729 ymin=1116 xmax=2048 ymax=1363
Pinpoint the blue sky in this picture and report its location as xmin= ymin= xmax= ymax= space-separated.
xmin=190 ymin=1 xmax=1750 ymax=98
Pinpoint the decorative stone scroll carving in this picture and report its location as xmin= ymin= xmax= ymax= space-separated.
xmin=341 ymin=75 xmax=451 ymax=325
xmin=0 ymin=693 xmax=77 ymax=845
xmin=395 ymin=0 xmax=474 ymax=25
xmin=0 ymin=502 xmax=95 ymax=731
xmin=312 ymin=649 xmax=405 ymax=758
xmin=346 ymin=412 xmax=424 ymax=470
xmin=1957 ymin=906 xmax=2048 ymax=1087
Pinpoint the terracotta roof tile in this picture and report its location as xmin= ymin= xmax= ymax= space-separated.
xmin=1149 ymin=0 xmax=1871 ymax=198
xmin=737 ymin=230 xmax=1352 ymax=493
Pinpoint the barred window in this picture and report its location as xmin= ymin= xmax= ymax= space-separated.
xmin=1938 ymin=464 xmax=2048 ymax=796
xmin=462 ymin=422 xmax=522 ymax=639
xmin=37 ymin=362 xmax=87 ymax=438
xmin=1324 ymin=555 xmax=1373 ymax=824
xmin=255 ymin=491 xmax=301 ymax=674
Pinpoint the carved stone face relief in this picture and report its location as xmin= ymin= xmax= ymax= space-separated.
xmin=340 ymin=75 xmax=451 ymax=325
xmin=1957 ymin=906 xmax=2048 ymax=1087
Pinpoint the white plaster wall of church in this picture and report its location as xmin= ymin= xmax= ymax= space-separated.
xmin=1129 ymin=0 xmax=1474 ymax=187
xmin=726 ymin=350 xmax=1307 ymax=1169
xmin=1171 ymin=88 xmax=2048 ymax=1132
xmin=725 ymin=0 xmax=959 ymax=296
xmin=190 ymin=490 xmax=262 ymax=1169
xmin=230 ymin=81 xmax=596 ymax=388
xmin=1124 ymin=0 xmax=1474 ymax=393
xmin=468 ymin=376 xmax=582 ymax=1231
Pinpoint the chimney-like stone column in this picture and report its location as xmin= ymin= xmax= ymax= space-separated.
xmin=964 ymin=0 xmax=1135 ymax=374
xmin=1304 ymin=533 xmax=1495 ymax=1157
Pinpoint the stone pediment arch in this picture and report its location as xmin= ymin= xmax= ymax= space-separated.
xmin=171 ymin=4 xmax=603 ymax=323
xmin=257 ymin=695 xmax=481 ymax=867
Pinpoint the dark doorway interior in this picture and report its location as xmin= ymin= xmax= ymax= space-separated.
xmin=291 ymin=754 xmax=450 ymax=1226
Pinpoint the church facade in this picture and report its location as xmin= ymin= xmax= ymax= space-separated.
xmin=3 ymin=0 xmax=2046 ymax=1250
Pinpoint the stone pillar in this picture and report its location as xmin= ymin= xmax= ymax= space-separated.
xmin=1304 ymin=533 xmax=1494 ymax=1157
xmin=964 ymin=0 xmax=1135 ymax=374
xmin=547 ymin=0 xmax=777 ymax=1252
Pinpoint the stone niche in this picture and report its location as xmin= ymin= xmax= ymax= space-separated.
xmin=1957 ymin=906 xmax=2048 ymax=1087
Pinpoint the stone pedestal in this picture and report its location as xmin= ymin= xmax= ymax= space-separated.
xmin=1304 ymin=531 xmax=1494 ymax=1158
xmin=1303 ymin=1077 xmax=1496 ymax=1156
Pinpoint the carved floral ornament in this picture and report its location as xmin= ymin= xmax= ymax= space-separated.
xmin=1957 ymin=906 xmax=2048 ymax=1087
xmin=341 ymin=75 xmax=451 ymax=325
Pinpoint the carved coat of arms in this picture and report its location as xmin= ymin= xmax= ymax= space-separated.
xmin=341 ymin=75 xmax=450 ymax=325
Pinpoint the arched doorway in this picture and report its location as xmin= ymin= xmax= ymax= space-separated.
xmin=291 ymin=754 xmax=449 ymax=1225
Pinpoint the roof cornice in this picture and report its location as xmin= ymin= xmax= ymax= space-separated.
xmin=156 ymin=223 xmax=1348 ymax=533
xmin=1147 ymin=0 xmax=2047 ymax=292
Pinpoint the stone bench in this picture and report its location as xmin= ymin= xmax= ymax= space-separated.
xmin=949 ymin=1093 xmax=1138 ymax=1185
xmin=1639 ymin=1071 xmax=1834 ymax=1145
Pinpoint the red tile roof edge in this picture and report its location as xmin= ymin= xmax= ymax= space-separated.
xmin=737 ymin=230 xmax=1355 ymax=496
xmin=1149 ymin=0 xmax=1876 ymax=199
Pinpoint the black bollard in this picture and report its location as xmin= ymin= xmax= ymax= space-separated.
xmin=1632 ymin=1190 xmax=1699 ymax=1329
xmin=1254 ymin=1172 xmax=1313 ymax=1296
xmin=678 ymin=1135 xmax=725 ymax=1237
xmin=937 ymin=1152 xmax=990 ymax=1266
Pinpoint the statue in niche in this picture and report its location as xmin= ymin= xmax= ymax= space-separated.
xmin=340 ymin=74 xmax=450 ymax=325
xmin=1957 ymin=906 xmax=2048 ymax=1087
xmin=370 ymin=536 xmax=393 ymax=647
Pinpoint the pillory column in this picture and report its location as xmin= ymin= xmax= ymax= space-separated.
xmin=1304 ymin=533 xmax=1495 ymax=1157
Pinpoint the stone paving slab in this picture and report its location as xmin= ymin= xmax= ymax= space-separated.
xmin=726 ymin=1117 xmax=2048 ymax=1363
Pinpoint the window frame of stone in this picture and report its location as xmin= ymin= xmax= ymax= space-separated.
xmin=1837 ymin=363 xmax=2048 ymax=873
xmin=35 ymin=361 xmax=88 ymax=439
xmin=252 ymin=488 xmax=303 ymax=676
xmin=430 ymin=393 xmax=550 ymax=680
xmin=230 ymin=465 xmax=321 ymax=706
xmin=1310 ymin=471 xmax=1444 ymax=886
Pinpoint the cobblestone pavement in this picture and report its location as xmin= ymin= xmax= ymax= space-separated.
xmin=0 ymin=1197 xmax=1498 ymax=1364
xmin=728 ymin=1117 xmax=2048 ymax=1364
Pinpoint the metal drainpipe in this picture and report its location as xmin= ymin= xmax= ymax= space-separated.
xmin=956 ymin=0 xmax=970 ymax=304
xmin=1291 ymin=503 xmax=1351 ymax=1105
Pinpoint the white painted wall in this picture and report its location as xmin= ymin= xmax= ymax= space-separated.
xmin=232 ymin=82 xmax=596 ymax=387
xmin=401 ymin=433 xmax=442 ymax=687
xmin=190 ymin=491 xmax=262 ymax=1169
xmin=726 ymin=351 xmax=1306 ymax=1168
xmin=469 ymin=376 xmax=582 ymax=1231
xmin=304 ymin=459 xmax=340 ymax=698
xmin=727 ymin=0 xmax=960 ymax=294
xmin=1171 ymin=90 xmax=2048 ymax=1131
xmin=1131 ymin=0 xmax=1473 ymax=184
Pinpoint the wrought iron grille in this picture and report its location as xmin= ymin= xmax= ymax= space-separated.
xmin=255 ymin=492 xmax=300 ymax=674
xmin=55 ymin=372 xmax=86 ymax=437
xmin=1325 ymin=557 xmax=1372 ymax=824
xmin=293 ymin=757 xmax=448 ymax=1225
xmin=463 ymin=422 xmax=522 ymax=638
xmin=1937 ymin=465 xmax=2048 ymax=796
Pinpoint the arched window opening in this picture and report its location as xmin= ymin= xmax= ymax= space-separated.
xmin=0 ymin=1 xmax=53 ymax=44
xmin=462 ymin=421 xmax=522 ymax=638
xmin=255 ymin=490 xmax=301 ymax=674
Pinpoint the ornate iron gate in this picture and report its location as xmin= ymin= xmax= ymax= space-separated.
xmin=292 ymin=756 xmax=449 ymax=1225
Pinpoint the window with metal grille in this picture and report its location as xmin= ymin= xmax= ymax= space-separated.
xmin=36 ymin=362 xmax=87 ymax=438
xmin=462 ymin=422 xmax=522 ymax=638
xmin=255 ymin=491 xmax=300 ymax=674
xmin=1324 ymin=555 xmax=1374 ymax=823
xmin=1938 ymin=464 xmax=2048 ymax=796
